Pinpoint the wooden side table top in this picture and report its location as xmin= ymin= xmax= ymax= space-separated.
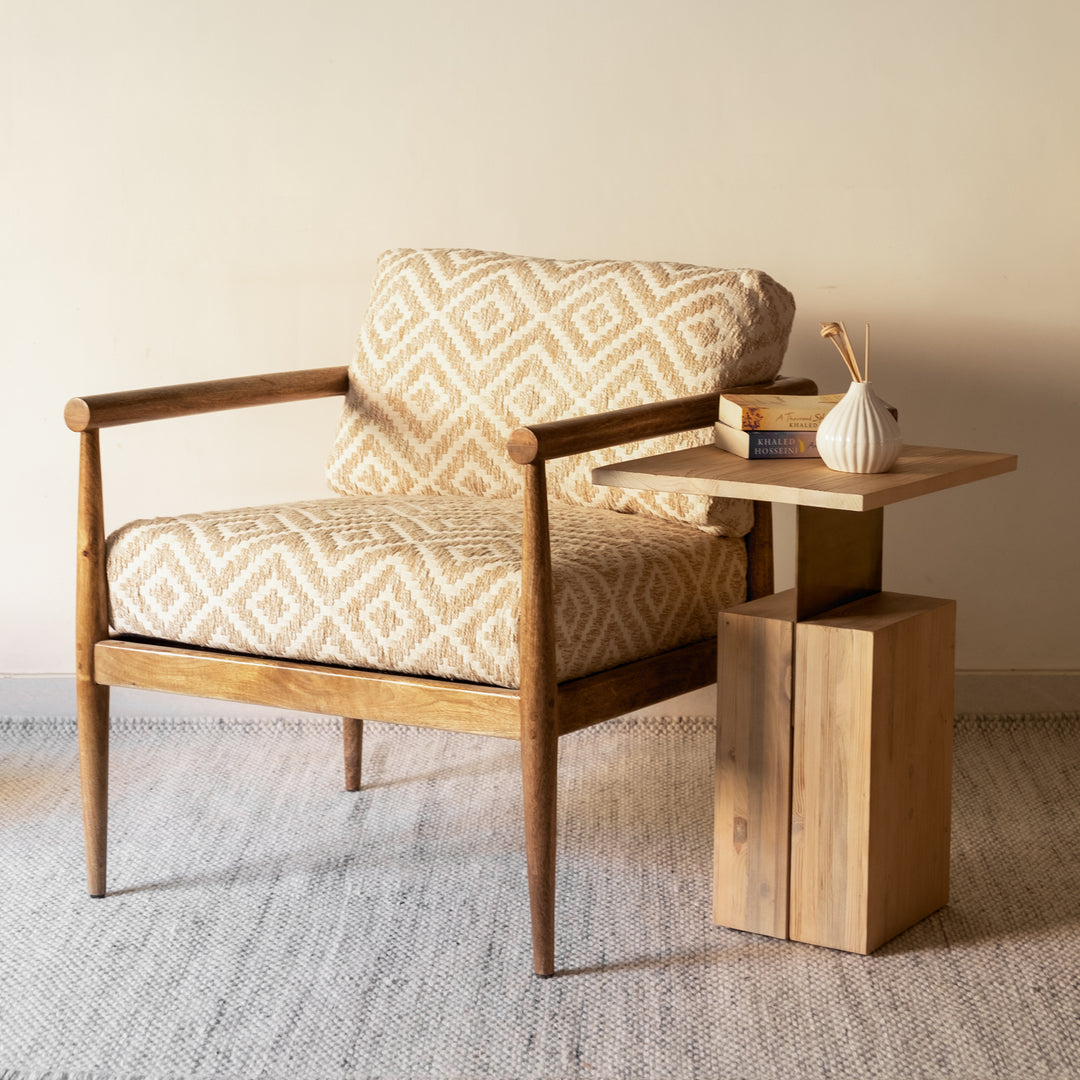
xmin=592 ymin=444 xmax=1018 ymax=512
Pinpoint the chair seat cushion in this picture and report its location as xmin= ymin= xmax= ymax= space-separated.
xmin=105 ymin=496 xmax=747 ymax=688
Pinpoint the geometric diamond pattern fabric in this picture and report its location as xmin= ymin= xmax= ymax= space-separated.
xmin=106 ymin=495 xmax=747 ymax=688
xmin=327 ymin=249 xmax=795 ymax=537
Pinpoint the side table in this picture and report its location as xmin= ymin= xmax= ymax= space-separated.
xmin=593 ymin=444 xmax=1017 ymax=953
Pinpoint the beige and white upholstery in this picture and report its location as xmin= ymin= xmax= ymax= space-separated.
xmin=76 ymin=246 xmax=803 ymax=977
xmin=106 ymin=496 xmax=747 ymax=688
xmin=105 ymin=248 xmax=794 ymax=687
xmin=328 ymin=248 xmax=795 ymax=536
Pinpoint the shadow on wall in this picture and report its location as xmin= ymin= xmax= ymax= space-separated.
xmin=857 ymin=314 xmax=1077 ymax=451
xmin=785 ymin=308 xmax=1080 ymax=667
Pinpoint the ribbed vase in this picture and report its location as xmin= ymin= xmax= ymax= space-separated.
xmin=816 ymin=381 xmax=902 ymax=473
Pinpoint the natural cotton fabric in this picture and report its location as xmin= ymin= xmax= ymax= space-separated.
xmin=327 ymin=248 xmax=796 ymax=536
xmin=106 ymin=496 xmax=746 ymax=687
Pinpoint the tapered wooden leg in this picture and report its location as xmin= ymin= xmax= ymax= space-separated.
xmin=343 ymin=716 xmax=363 ymax=791
xmin=521 ymin=716 xmax=558 ymax=977
xmin=77 ymin=681 xmax=110 ymax=896
xmin=520 ymin=461 xmax=559 ymax=976
xmin=75 ymin=429 xmax=110 ymax=898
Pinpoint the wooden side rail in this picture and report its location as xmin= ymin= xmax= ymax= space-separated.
xmin=95 ymin=639 xmax=522 ymax=737
xmin=506 ymin=375 xmax=818 ymax=464
xmin=64 ymin=365 xmax=350 ymax=431
xmin=557 ymin=638 xmax=717 ymax=735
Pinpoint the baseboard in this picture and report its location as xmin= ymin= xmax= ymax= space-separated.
xmin=0 ymin=676 xmax=326 ymax=722
xmin=650 ymin=674 xmax=1080 ymax=720
xmin=952 ymin=671 xmax=1080 ymax=717
xmin=3 ymin=672 xmax=1079 ymax=722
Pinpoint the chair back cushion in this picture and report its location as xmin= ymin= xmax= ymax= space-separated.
xmin=326 ymin=249 xmax=795 ymax=534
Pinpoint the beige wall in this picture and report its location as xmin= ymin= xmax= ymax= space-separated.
xmin=3 ymin=0 xmax=1078 ymax=675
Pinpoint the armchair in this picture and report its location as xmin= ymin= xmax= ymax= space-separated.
xmin=66 ymin=248 xmax=814 ymax=975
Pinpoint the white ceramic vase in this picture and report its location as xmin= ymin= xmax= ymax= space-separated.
xmin=816 ymin=381 xmax=902 ymax=473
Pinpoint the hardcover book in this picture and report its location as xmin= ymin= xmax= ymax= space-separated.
xmin=713 ymin=421 xmax=821 ymax=459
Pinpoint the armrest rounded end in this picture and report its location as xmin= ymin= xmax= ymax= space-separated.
xmin=507 ymin=428 xmax=540 ymax=465
xmin=65 ymin=398 xmax=92 ymax=431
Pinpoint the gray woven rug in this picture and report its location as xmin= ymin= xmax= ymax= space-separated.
xmin=1 ymin=713 xmax=1078 ymax=1080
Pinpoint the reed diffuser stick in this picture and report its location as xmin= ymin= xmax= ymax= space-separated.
xmin=864 ymin=323 xmax=870 ymax=381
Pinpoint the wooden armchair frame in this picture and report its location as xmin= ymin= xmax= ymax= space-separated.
xmin=66 ymin=366 xmax=816 ymax=976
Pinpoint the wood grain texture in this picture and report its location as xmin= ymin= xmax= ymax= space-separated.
xmin=75 ymin=432 xmax=110 ymax=682
xmin=714 ymin=591 xmax=796 ymax=938
xmin=65 ymin=366 xmax=349 ymax=431
xmin=507 ymin=376 xmax=818 ymax=464
xmin=343 ymin=717 xmax=363 ymax=791
xmin=746 ymin=502 xmax=775 ymax=601
xmin=519 ymin=462 xmax=560 ymax=976
xmin=593 ymin=445 xmax=1017 ymax=511
xmin=75 ymin=430 xmax=110 ymax=897
xmin=795 ymin=505 xmax=883 ymax=621
xmin=557 ymin=638 xmax=718 ymax=735
xmin=789 ymin=592 xmax=955 ymax=953
xmin=94 ymin=639 xmax=522 ymax=738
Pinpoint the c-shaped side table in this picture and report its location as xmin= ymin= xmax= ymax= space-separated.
xmin=593 ymin=444 xmax=1017 ymax=953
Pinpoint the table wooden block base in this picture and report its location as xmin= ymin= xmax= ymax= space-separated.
xmin=593 ymin=444 xmax=1017 ymax=955
xmin=715 ymin=589 xmax=955 ymax=953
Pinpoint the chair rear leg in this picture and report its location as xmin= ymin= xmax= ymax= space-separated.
xmin=77 ymin=681 xmax=110 ymax=897
xmin=521 ymin=724 xmax=558 ymax=977
xmin=343 ymin=716 xmax=363 ymax=791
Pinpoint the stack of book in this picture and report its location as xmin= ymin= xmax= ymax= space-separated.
xmin=714 ymin=393 xmax=898 ymax=458
xmin=713 ymin=394 xmax=842 ymax=459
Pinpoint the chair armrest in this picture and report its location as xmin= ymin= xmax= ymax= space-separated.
xmin=506 ymin=375 xmax=818 ymax=464
xmin=64 ymin=365 xmax=350 ymax=431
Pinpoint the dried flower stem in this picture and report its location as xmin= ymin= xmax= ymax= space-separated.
xmin=834 ymin=338 xmax=861 ymax=381
xmin=838 ymin=322 xmax=860 ymax=379
xmin=820 ymin=321 xmax=862 ymax=382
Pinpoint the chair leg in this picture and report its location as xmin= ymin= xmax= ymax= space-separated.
xmin=77 ymin=680 xmax=110 ymax=897
xmin=519 ymin=459 xmax=559 ymax=976
xmin=343 ymin=716 xmax=363 ymax=791
xmin=521 ymin=723 xmax=558 ymax=977
xmin=74 ymin=428 xmax=110 ymax=898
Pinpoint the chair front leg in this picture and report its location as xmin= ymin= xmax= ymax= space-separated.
xmin=520 ymin=461 xmax=559 ymax=977
xmin=78 ymin=683 xmax=110 ymax=896
xmin=75 ymin=430 xmax=111 ymax=897
xmin=521 ymin=699 xmax=558 ymax=977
